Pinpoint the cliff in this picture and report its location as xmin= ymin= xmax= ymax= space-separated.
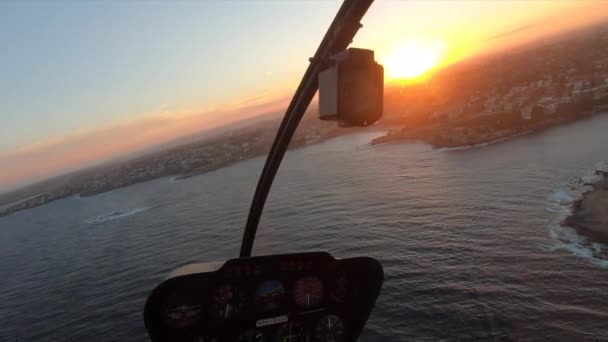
xmin=564 ymin=171 xmax=608 ymax=245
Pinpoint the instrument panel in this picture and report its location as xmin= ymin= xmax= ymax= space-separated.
xmin=144 ymin=252 xmax=383 ymax=342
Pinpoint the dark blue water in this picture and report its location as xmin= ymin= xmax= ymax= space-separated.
xmin=1 ymin=115 xmax=608 ymax=341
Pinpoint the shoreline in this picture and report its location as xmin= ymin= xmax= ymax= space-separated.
xmin=1 ymin=110 xmax=605 ymax=219
xmin=0 ymin=128 xmax=365 ymax=218
xmin=171 ymin=127 xmax=369 ymax=181
xmin=371 ymin=109 xmax=607 ymax=149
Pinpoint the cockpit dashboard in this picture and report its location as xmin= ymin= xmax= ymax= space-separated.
xmin=144 ymin=252 xmax=383 ymax=342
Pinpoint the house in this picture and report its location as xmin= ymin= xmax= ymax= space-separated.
xmin=544 ymin=102 xmax=558 ymax=114
xmin=521 ymin=106 xmax=532 ymax=120
xmin=593 ymin=87 xmax=607 ymax=100
xmin=432 ymin=111 xmax=447 ymax=119
xmin=538 ymin=96 xmax=555 ymax=104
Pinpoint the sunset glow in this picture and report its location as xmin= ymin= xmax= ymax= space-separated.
xmin=382 ymin=41 xmax=445 ymax=80
xmin=1 ymin=1 xmax=608 ymax=191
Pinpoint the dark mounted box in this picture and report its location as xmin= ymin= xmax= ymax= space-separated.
xmin=318 ymin=48 xmax=384 ymax=127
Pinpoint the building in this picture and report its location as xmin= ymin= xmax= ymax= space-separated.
xmin=521 ymin=106 xmax=532 ymax=120
xmin=545 ymin=102 xmax=558 ymax=114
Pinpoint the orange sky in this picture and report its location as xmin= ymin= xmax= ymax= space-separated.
xmin=0 ymin=94 xmax=290 ymax=190
xmin=1 ymin=1 xmax=608 ymax=193
xmin=370 ymin=1 xmax=608 ymax=81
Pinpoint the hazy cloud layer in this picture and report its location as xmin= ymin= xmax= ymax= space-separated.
xmin=485 ymin=22 xmax=542 ymax=42
xmin=0 ymin=95 xmax=289 ymax=192
xmin=484 ymin=3 xmax=608 ymax=45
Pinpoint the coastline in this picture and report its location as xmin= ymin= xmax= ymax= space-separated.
xmin=371 ymin=109 xmax=608 ymax=149
xmin=2 ymin=110 xmax=606 ymax=219
xmin=0 ymin=127 xmax=364 ymax=218
xmin=171 ymin=127 xmax=367 ymax=182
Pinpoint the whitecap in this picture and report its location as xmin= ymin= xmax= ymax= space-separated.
xmin=595 ymin=161 xmax=608 ymax=172
xmin=549 ymin=188 xmax=577 ymax=205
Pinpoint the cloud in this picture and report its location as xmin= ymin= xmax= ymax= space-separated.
xmin=485 ymin=22 xmax=543 ymax=42
xmin=0 ymin=94 xmax=290 ymax=192
xmin=484 ymin=2 xmax=608 ymax=44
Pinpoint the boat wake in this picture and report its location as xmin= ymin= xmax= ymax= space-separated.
xmin=86 ymin=207 xmax=148 ymax=225
xmin=546 ymin=161 xmax=608 ymax=267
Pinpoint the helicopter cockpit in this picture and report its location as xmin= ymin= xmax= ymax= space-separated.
xmin=144 ymin=1 xmax=384 ymax=341
xmin=144 ymin=252 xmax=382 ymax=342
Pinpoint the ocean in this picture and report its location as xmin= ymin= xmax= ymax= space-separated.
xmin=1 ymin=114 xmax=608 ymax=341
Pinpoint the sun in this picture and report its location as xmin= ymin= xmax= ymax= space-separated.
xmin=383 ymin=41 xmax=444 ymax=80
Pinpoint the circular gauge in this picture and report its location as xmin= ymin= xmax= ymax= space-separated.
xmin=163 ymin=290 xmax=202 ymax=329
xmin=255 ymin=280 xmax=286 ymax=311
xmin=275 ymin=322 xmax=310 ymax=342
xmin=211 ymin=284 xmax=246 ymax=319
xmin=165 ymin=304 xmax=201 ymax=328
xmin=314 ymin=314 xmax=344 ymax=342
xmin=329 ymin=272 xmax=348 ymax=304
xmin=293 ymin=276 xmax=324 ymax=309
xmin=237 ymin=330 xmax=265 ymax=342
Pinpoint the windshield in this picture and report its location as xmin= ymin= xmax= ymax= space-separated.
xmin=1 ymin=1 xmax=608 ymax=341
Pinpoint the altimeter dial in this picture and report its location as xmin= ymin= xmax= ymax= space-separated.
xmin=314 ymin=314 xmax=344 ymax=342
xmin=211 ymin=284 xmax=245 ymax=319
xmin=293 ymin=276 xmax=324 ymax=309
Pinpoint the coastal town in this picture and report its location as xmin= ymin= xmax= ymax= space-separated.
xmin=0 ymin=113 xmax=356 ymax=217
xmin=374 ymin=23 xmax=608 ymax=147
xmin=2 ymin=22 xmax=608 ymax=218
